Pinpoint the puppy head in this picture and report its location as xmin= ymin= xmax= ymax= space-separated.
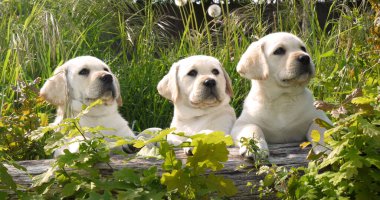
xmin=40 ymin=56 xmax=122 ymax=107
xmin=157 ymin=55 xmax=233 ymax=108
xmin=237 ymin=32 xmax=315 ymax=87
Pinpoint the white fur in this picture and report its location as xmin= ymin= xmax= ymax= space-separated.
xmin=40 ymin=56 xmax=134 ymax=157
xmin=232 ymin=32 xmax=332 ymax=158
xmin=157 ymin=55 xmax=236 ymax=147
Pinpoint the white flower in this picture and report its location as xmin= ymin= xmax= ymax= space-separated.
xmin=207 ymin=4 xmax=221 ymax=18
xmin=175 ymin=0 xmax=188 ymax=7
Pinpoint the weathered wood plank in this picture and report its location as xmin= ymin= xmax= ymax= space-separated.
xmin=5 ymin=143 xmax=310 ymax=199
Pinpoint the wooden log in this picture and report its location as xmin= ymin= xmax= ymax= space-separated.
xmin=5 ymin=143 xmax=310 ymax=199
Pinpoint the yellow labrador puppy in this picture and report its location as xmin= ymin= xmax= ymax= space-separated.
xmin=40 ymin=56 xmax=135 ymax=157
xmin=232 ymin=32 xmax=331 ymax=158
xmin=157 ymin=55 xmax=236 ymax=154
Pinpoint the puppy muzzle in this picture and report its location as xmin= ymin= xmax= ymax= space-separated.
xmin=98 ymin=74 xmax=117 ymax=99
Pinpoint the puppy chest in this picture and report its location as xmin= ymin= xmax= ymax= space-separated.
xmin=258 ymin=114 xmax=311 ymax=143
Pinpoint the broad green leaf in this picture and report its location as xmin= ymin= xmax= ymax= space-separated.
xmin=117 ymin=190 xmax=143 ymax=200
xmin=361 ymin=119 xmax=380 ymax=137
xmin=0 ymin=164 xmax=17 ymax=190
xmin=263 ymin=173 xmax=275 ymax=187
xmin=56 ymin=150 xmax=80 ymax=167
xmin=133 ymin=140 xmax=145 ymax=149
xmin=187 ymin=141 xmax=229 ymax=172
xmin=113 ymin=168 xmax=140 ymax=185
xmin=32 ymin=167 xmax=55 ymax=187
xmin=61 ymin=182 xmax=80 ymax=197
xmin=34 ymin=178 xmax=55 ymax=195
xmin=331 ymin=172 xmax=346 ymax=186
xmin=205 ymin=174 xmax=237 ymax=197
xmin=191 ymin=131 xmax=234 ymax=146
xmin=161 ymin=170 xmax=191 ymax=193
xmin=141 ymin=166 xmax=159 ymax=186
xmin=160 ymin=142 xmax=181 ymax=171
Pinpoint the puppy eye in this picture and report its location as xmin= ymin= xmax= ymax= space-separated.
xmin=301 ymin=46 xmax=307 ymax=52
xmin=187 ymin=69 xmax=198 ymax=77
xmin=103 ymin=68 xmax=109 ymax=72
xmin=211 ymin=69 xmax=219 ymax=75
xmin=78 ymin=68 xmax=90 ymax=75
xmin=273 ymin=47 xmax=286 ymax=55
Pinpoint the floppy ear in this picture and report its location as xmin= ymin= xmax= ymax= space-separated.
xmin=236 ymin=41 xmax=269 ymax=80
xmin=157 ymin=62 xmax=179 ymax=102
xmin=114 ymin=75 xmax=123 ymax=106
xmin=221 ymin=66 xmax=234 ymax=97
xmin=40 ymin=64 xmax=68 ymax=106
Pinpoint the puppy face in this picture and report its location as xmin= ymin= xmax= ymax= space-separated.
xmin=40 ymin=56 xmax=122 ymax=106
xmin=237 ymin=32 xmax=315 ymax=87
xmin=158 ymin=55 xmax=233 ymax=109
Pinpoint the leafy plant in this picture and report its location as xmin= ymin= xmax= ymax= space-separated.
xmin=252 ymin=87 xmax=380 ymax=199
xmin=158 ymin=131 xmax=238 ymax=199
xmin=0 ymin=78 xmax=49 ymax=160
xmin=0 ymin=152 xmax=27 ymax=198
xmin=29 ymin=100 xmax=165 ymax=199
xmin=25 ymin=101 xmax=238 ymax=199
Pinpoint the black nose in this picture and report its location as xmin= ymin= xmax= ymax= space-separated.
xmin=298 ymin=55 xmax=310 ymax=65
xmin=99 ymin=74 xmax=113 ymax=83
xmin=203 ymin=79 xmax=216 ymax=88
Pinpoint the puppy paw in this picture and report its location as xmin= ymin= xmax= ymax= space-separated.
xmin=183 ymin=147 xmax=193 ymax=156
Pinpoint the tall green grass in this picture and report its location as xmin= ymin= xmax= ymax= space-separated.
xmin=0 ymin=0 xmax=378 ymax=159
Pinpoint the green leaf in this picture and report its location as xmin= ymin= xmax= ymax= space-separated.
xmin=56 ymin=150 xmax=80 ymax=167
xmin=187 ymin=140 xmax=229 ymax=172
xmin=315 ymin=118 xmax=333 ymax=129
xmin=300 ymin=141 xmax=311 ymax=149
xmin=32 ymin=166 xmax=55 ymax=187
xmin=311 ymin=130 xmax=321 ymax=142
xmin=205 ymin=174 xmax=237 ymax=197
xmin=306 ymin=149 xmax=324 ymax=161
xmin=134 ymin=128 xmax=175 ymax=148
xmin=161 ymin=170 xmax=191 ymax=193
xmin=117 ymin=190 xmax=143 ymax=200
xmin=190 ymin=131 xmax=234 ymax=146
xmin=366 ymin=157 xmax=380 ymax=169
xmin=61 ymin=182 xmax=80 ymax=197
xmin=133 ymin=140 xmax=145 ymax=149
xmin=263 ymin=173 xmax=275 ymax=187
xmin=319 ymin=49 xmax=335 ymax=58
xmin=372 ymin=120 xmax=380 ymax=126
xmin=0 ymin=163 xmax=17 ymax=190
xmin=0 ymin=192 xmax=7 ymax=199
xmin=160 ymin=142 xmax=181 ymax=171
xmin=113 ymin=168 xmax=140 ymax=185
xmin=33 ymin=178 xmax=55 ymax=195
xmin=141 ymin=166 xmax=159 ymax=186
xmin=351 ymin=97 xmax=374 ymax=105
